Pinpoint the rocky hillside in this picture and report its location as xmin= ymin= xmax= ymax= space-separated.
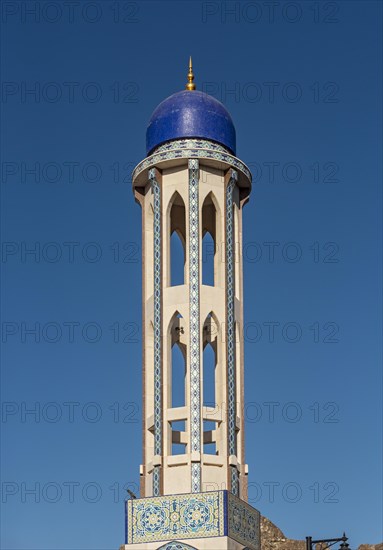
xmin=260 ymin=516 xmax=382 ymax=550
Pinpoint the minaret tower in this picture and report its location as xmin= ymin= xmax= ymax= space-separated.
xmin=122 ymin=61 xmax=260 ymax=550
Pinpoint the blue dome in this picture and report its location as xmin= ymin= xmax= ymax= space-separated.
xmin=146 ymin=90 xmax=236 ymax=155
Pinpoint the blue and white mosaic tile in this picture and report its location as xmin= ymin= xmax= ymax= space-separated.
xmin=227 ymin=492 xmax=261 ymax=550
xmin=157 ymin=542 xmax=198 ymax=550
xmin=126 ymin=491 xmax=225 ymax=544
xmin=125 ymin=491 xmax=261 ymax=549
xmin=132 ymin=140 xmax=251 ymax=185
xmin=150 ymin=168 xmax=162 ymax=497
xmin=188 ymin=159 xmax=201 ymax=493
xmin=226 ymin=170 xmax=239 ymax=497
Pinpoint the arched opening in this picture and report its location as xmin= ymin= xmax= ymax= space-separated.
xmin=169 ymin=312 xmax=186 ymax=408
xmin=169 ymin=313 xmax=187 ymax=456
xmin=169 ymin=193 xmax=186 ymax=286
xmin=203 ymin=419 xmax=217 ymax=455
xmin=169 ymin=419 xmax=186 ymax=455
xmin=147 ymin=321 xmax=155 ymax=452
xmin=202 ymin=312 xmax=219 ymax=456
xmin=233 ymin=202 xmax=239 ymax=299
xmin=231 ymin=321 xmax=238 ymax=457
xmin=171 ymin=343 xmax=186 ymax=408
xmin=203 ymin=343 xmax=216 ymax=407
xmin=202 ymin=194 xmax=217 ymax=286
xmin=202 ymin=231 xmax=214 ymax=286
xmin=202 ymin=312 xmax=218 ymax=408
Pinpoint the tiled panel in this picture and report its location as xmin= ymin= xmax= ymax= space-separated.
xmin=132 ymin=142 xmax=251 ymax=185
xmin=188 ymin=159 xmax=201 ymax=493
xmin=126 ymin=491 xmax=225 ymax=544
xmin=228 ymin=492 xmax=261 ymax=550
xmin=150 ymin=168 xmax=162 ymax=497
xmin=226 ymin=171 xmax=238 ymax=496
xmin=125 ymin=491 xmax=261 ymax=549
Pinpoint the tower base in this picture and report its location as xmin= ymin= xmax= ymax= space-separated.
xmin=120 ymin=535 xmax=252 ymax=549
xmin=122 ymin=490 xmax=260 ymax=550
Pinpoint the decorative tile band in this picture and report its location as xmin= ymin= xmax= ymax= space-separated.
xmin=153 ymin=467 xmax=160 ymax=499
xmin=226 ymin=170 xmax=238 ymax=497
xmin=228 ymin=492 xmax=261 ymax=550
xmin=126 ymin=491 xmax=225 ymax=544
xmin=125 ymin=490 xmax=261 ymax=550
xmin=191 ymin=462 xmax=201 ymax=495
xmin=188 ymin=159 xmax=201 ymax=494
xmin=150 ymin=168 xmax=162 ymax=497
xmin=231 ymin=467 xmax=239 ymax=499
xmin=132 ymin=141 xmax=251 ymax=186
xmin=154 ymin=139 xmax=229 ymax=154
xmin=157 ymin=543 xmax=199 ymax=550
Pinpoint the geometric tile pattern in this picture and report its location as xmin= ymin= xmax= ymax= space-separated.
xmin=230 ymin=466 xmax=239 ymax=498
xmin=149 ymin=168 xmax=162 ymax=497
xmin=157 ymin=543 xmax=197 ymax=550
xmin=227 ymin=492 xmax=261 ymax=550
xmin=157 ymin=543 xmax=198 ymax=550
xmin=126 ymin=491 xmax=225 ymax=544
xmin=188 ymin=158 xmax=201 ymax=493
xmin=191 ymin=462 xmax=200 ymax=496
xmin=132 ymin=141 xmax=252 ymax=186
xmin=125 ymin=490 xmax=261 ymax=550
xmin=226 ymin=171 xmax=239 ymax=497
xmin=153 ymin=467 xmax=160 ymax=499
xmin=155 ymin=138 xmax=229 ymax=154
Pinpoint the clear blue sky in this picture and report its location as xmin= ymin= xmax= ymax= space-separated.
xmin=1 ymin=1 xmax=382 ymax=548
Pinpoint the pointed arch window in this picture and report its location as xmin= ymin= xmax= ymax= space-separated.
xmin=233 ymin=201 xmax=240 ymax=299
xmin=169 ymin=313 xmax=187 ymax=455
xmin=171 ymin=343 xmax=186 ymax=408
xmin=202 ymin=194 xmax=218 ymax=286
xmin=169 ymin=193 xmax=186 ymax=286
xmin=203 ymin=343 xmax=216 ymax=407
xmin=169 ymin=313 xmax=187 ymax=409
xmin=202 ymin=312 xmax=218 ymax=407
xmin=202 ymin=313 xmax=219 ymax=455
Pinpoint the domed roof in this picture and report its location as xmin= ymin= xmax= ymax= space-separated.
xmin=146 ymin=89 xmax=236 ymax=156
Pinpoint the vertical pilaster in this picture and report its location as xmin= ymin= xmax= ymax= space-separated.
xmin=188 ymin=158 xmax=201 ymax=493
xmin=149 ymin=167 xmax=162 ymax=497
xmin=226 ymin=169 xmax=239 ymax=496
xmin=136 ymin=147 xmax=251 ymax=501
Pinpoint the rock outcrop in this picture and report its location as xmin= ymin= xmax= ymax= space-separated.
xmin=260 ymin=515 xmax=382 ymax=550
xmin=260 ymin=516 xmax=306 ymax=549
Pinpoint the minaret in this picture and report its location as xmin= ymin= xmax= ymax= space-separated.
xmin=122 ymin=61 xmax=260 ymax=550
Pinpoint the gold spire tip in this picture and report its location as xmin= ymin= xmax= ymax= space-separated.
xmin=185 ymin=56 xmax=196 ymax=91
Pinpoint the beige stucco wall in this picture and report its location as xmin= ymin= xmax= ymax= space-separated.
xmin=135 ymin=158 xmax=250 ymax=498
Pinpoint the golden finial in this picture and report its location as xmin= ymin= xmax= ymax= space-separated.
xmin=185 ymin=56 xmax=196 ymax=91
